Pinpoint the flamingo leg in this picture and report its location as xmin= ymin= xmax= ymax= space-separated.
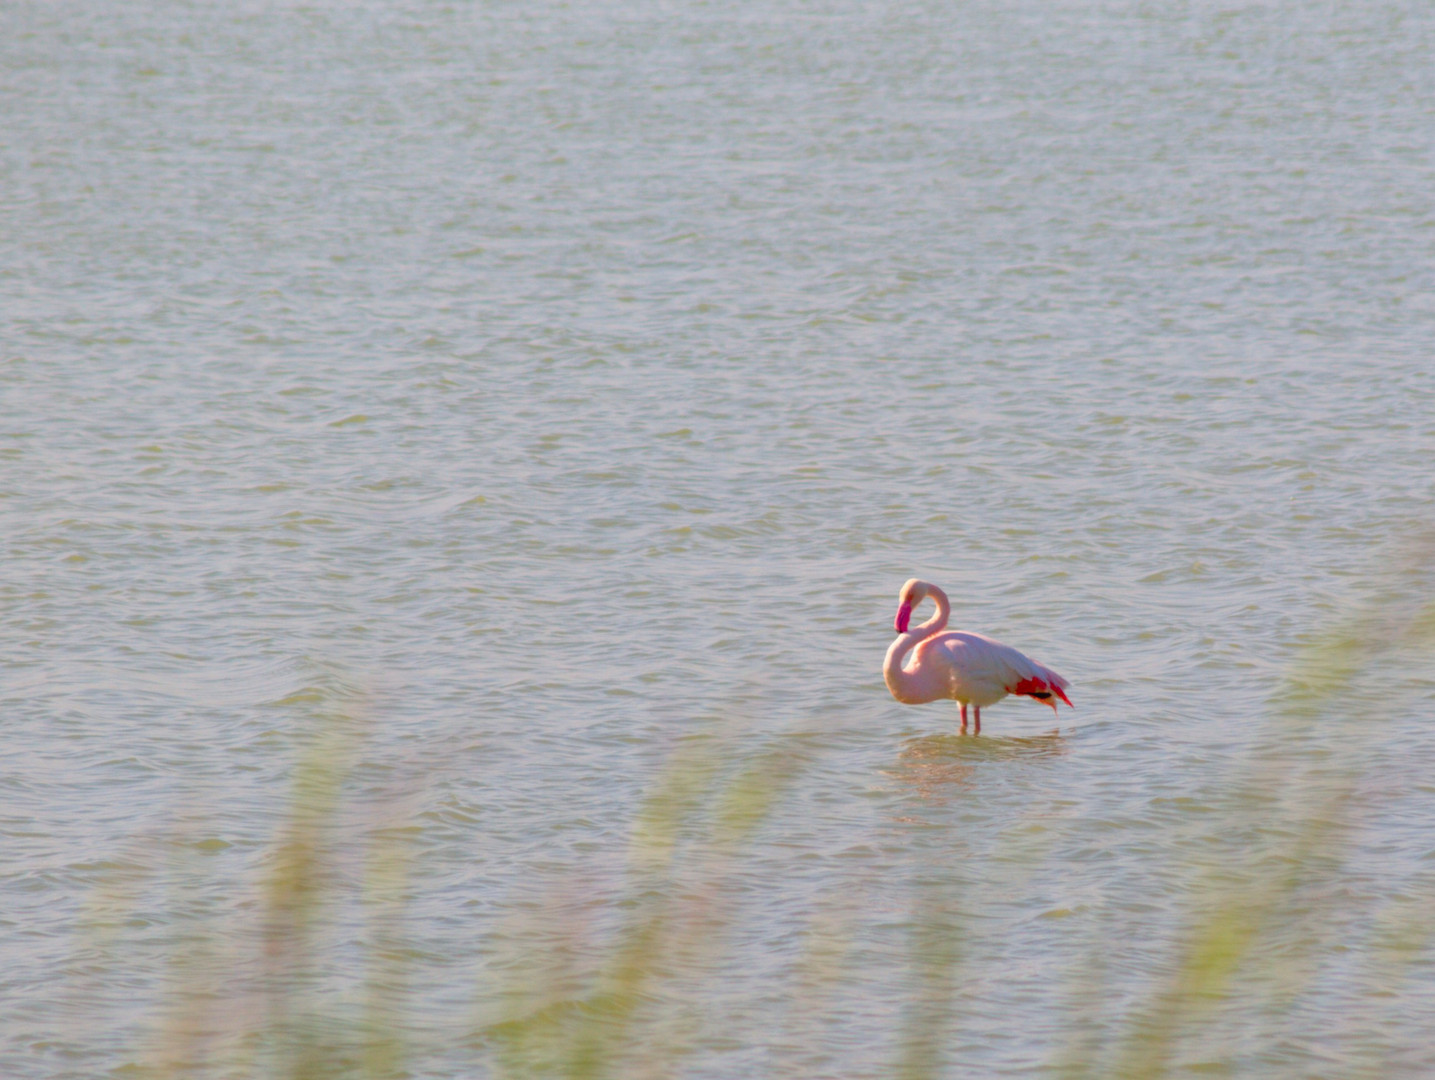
xmin=959 ymin=702 xmax=968 ymax=732
xmin=973 ymin=705 xmax=981 ymax=736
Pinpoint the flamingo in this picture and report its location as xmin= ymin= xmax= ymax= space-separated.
xmin=883 ymin=578 xmax=1072 ymax=734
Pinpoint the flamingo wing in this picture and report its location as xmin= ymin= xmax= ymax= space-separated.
xmin=938 ymin=632 xmax=1072 ymax=711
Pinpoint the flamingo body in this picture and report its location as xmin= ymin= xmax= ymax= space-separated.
xmin=884 ymin=578 xmax=1071 ymax=732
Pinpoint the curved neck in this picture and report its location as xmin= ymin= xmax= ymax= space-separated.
xmin=913 ymin=584 xmax=951 ymax=638
xmin=883 ymin=585 xmax=950 ymax=701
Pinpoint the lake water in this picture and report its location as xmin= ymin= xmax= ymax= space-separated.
xmin=4 ymin=1 xmax=1434 ymax=1076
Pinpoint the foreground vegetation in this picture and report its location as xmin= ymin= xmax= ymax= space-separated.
xmin=82 ymin=561 xmax=1435 ymax=1079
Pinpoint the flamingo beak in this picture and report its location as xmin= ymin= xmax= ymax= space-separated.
xmin=894 ymin=602 xmax=912 ymax=633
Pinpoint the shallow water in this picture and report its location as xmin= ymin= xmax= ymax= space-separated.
xmin=4 ymin=0 xmax=1434 ymax=1076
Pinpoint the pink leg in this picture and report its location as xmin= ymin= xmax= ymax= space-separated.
xmin=959 ymin=702 xmax=968 ymax=731
xmin=973 ymin=705 xmax=981 ymax=735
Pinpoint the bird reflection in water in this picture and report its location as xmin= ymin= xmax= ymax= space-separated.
xmin=887 ymin=730 xmax=1068 ymax=808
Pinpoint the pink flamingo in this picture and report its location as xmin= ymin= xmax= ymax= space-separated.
xmin=884 ymin=578 xmax=1072 ymax=734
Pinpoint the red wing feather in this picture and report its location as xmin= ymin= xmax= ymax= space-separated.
xmin=1006 ymin=676 xmax=1074 ymax=708
xmin=1007 ymin=676 xmax=1048 ymax=697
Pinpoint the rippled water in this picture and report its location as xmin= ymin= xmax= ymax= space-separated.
xmin=4 ymin=1 xmax=1435 ymax=1076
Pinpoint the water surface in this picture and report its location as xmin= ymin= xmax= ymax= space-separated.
xmin=3 ymin=1 xmax=1434 ymax=1076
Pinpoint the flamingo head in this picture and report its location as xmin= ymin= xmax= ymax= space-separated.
xmin=894 ymin=578 xmax=928 ymax=633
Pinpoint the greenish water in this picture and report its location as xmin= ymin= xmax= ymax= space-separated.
xmin=3 ymin=1 xmax=1434 ymax=1076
